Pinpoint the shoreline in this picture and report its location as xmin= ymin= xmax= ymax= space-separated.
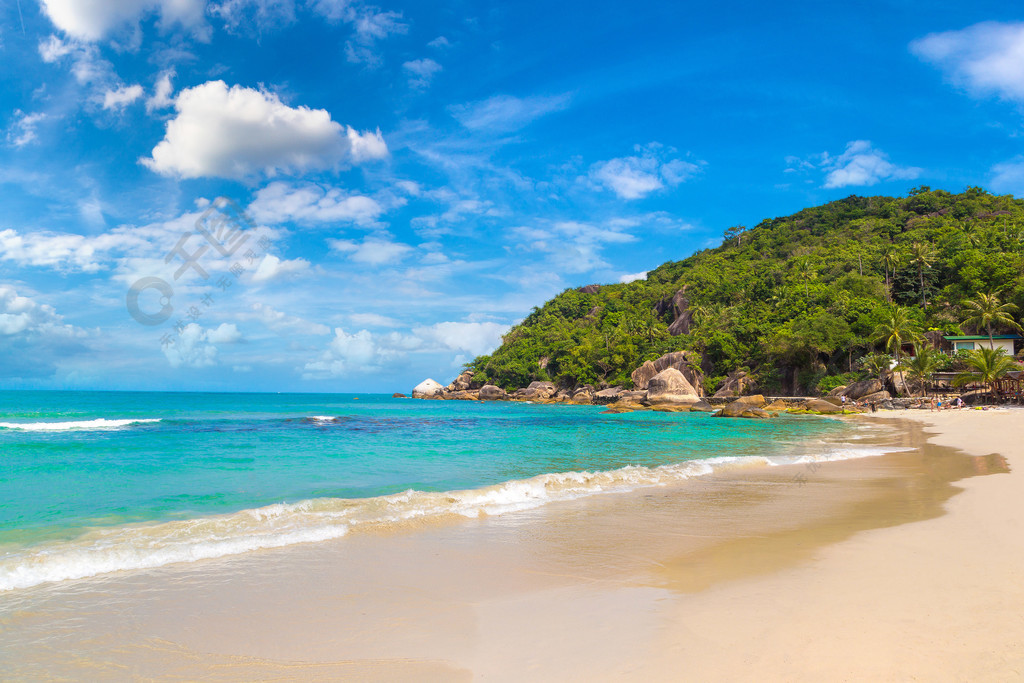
xmin=2 ymin=411 xmax=1021 ymax=679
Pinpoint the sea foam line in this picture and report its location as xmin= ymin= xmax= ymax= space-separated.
xmin=0 ymin=418 xmax=162 ymax=432
xmin=0 ymin=442 xmax=893 ymax=591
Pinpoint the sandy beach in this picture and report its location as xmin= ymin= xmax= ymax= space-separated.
xmin=3 ymin=410 xmax=1022 ymax=681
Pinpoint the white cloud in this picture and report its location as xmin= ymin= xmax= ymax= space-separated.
xmin=449 ymin=93 xmax=571 ymax=133
xmin=309 ymin=2 xmax=408 ymax=66
xmin=0 ymin=286 xmax=68 ymax=337
xmin=249 ymin=303 xmax=330 ymax=335
xmin=38 ymin=34 xmax=72 ymax=62
xmin=142 ymin=80 xmax=388 ymax=179
xmin=0 ymin=287 xmax=85 ymax=378
xmin=162 ymin=323 xmax=219 ymax=368
xmin=510 ymin=219 xmax=637 ymax=273
xmin=6 ymin=111 xmax=48 ymax=147
xmin=146 ymin=70 xmax=175 ymax=112
xmin=911 ymin=22 xmax=1024 ymax=101
xmin=250 ymin=254 xmax=310 ymax=283
xmin=619 ymin=271 xmax=647 ymax=283
xmin=349 ymin=312 xmax=401 ymax=328
xmin=413 ymin=321 xmax=508 ymax=357
xmin=248 ymin=181 xmax=383 ymax=226
xmin=102 ymin=84 xmax=144 ymax=110
xmin=821 ymin=140 xmax=920 ymax=189
xmin=303 ymin=326 xmax=419 ymax=378
xmin=39 ymin=0 xmax=207 ymax=41
xmin=207 ymin=322 xmax=243 ymax=344
xmin=990 ymin=157 xmax=1024 ymax=194
xmin=403 ymin=58 xmax=442 ymax=89
xmin=0 ymin=228 xmax=116 ymax=272
xmin=589 ymin=143 xmax=700 ymax=199
xmin=211 ymin=0 xmax=296 ymax=34
xmin=329 ymin=233 xmax=413 ymax=265
xmin=428 ymin=36 xmax=450 ymax=49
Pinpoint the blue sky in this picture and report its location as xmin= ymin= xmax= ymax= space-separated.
xmin=1 ymin=1 xmax=1024 ymax=392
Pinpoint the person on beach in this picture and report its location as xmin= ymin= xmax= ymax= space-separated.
xmin=956 ymin=396 xmax=964 ymax=409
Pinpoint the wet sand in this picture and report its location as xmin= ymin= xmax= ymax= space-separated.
xmin=2 ymin=413 xmax=1021 ymax=680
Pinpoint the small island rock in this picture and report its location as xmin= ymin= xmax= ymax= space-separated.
xmin=479 ymin=384 xmax=507 ymax=400
xmin=412 ymin=379 xmax=445 ymax=399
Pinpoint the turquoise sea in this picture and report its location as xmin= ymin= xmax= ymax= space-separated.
xmin=0 ymin=391 xmax=880 ymax=592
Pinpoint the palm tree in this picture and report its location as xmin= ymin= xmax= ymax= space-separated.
xmin=961 ymin=292 xmax=1022 ymax=346
xmin=960 ymin=222 xmax=983 ymax=249
xmin=901 ymin=344 xmax=940 ymax=397
xmin=793 ymin=256 xmax=818 ymax=298
xmin=908 ymin=241 xmax=935 ymax=306
xmin=880 ymin=245 xmax=900 ymax=302
xmin=859 ymin=352 xmax=893 ymax=381
xmin=954 ymin=347 xmax=1020 ymax=402
xmin=872 ymin=306 xmax=921 ymax=365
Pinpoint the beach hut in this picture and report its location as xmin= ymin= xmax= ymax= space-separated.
xmin=941 ymin=334 xmax=1021 ymax=356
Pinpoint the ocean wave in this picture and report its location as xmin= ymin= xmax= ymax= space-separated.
xmin=0 ymin=418 xmax=162 ymax=432
xmin=0 ymin=442 xmax=891 ymax=591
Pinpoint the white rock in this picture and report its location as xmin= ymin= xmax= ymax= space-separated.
xmin=412 ymin=378 xmax=445 ymax=399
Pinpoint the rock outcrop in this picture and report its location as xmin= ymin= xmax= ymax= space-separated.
xmin=713 ymin=370 xmax=756 ymax=399
xmin=392 ymin=392 xmax=407 ymax=398
xmin=478 ymin=384 xmax=507 ymax=400
xmin=667 ymin=289 xmax=693 ymax=336
xmin=446 ymin=370 xmax=477 ymax=392
xmin=717 ymin=395 xmax=768 ymax=418
xmin=630 ymin=351 xmax=704 ymax=395
xmin=840 ymin=378 xmax=882 ymax=400
xmin=513 ymin=381 xmax=557 ymax=400
xmin=858 ymin=390 xmax=891 ymax=403
xmin=446 ymin=390 xmax=480 ymax=400
xmin=801 ymin=398 xmax=860 ymax=414
xmin=645 ymin=368 xmax=700 ymax=405
xmin=412 ymin=378 xmax=445 ymax=399
xmin=593 ymin=387 xmax=623 ymax=404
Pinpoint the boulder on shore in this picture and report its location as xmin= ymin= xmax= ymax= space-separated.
xmin=479 ymin=384 xmax=507 ymax=401
xmin=630 ymin=351 xmax=704 ymax=395
xmin=446 ymin=390 xmax=480 ymax=401
xmin=412 ymin=378 xmax=445 ymax=399
xmin=858 ymin=390 xmax=891 ymax=403
xmin=689 ymin=400 xmax=715 ymax=412
xmin=712 ymin=370 xmax=757 ymax=399
xmin=717 ymin=395 xmax=768 ymax=418
xmin=841 ymin=378 xmax=883 ymax=400
xmin=593 ymin=387 xmax=623 ymax=404
xmin=514 ymin=381 xmax=558 ymax=400
xmin=446 ymin=370 xmax=477 ymax=392
xmin=645 ymin=367 xmax=700 ymax=405
xmin=801 ymin=398 xmax=857 ymax=414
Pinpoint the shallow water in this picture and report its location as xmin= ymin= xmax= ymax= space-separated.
xmin=0 ymin=390 xmax=876 ymax=591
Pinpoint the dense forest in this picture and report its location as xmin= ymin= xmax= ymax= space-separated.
xmin=467 ymin=187 xmax=1024 ymax=396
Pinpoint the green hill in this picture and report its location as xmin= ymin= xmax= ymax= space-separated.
xmin=467 ymin=186 xmax=1024 ymax=395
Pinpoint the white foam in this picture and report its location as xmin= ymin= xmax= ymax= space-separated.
xmin=0 ymin=418 xmax=162 ymax=432
xmin=0 ymin=441 xmax=896 ymax=592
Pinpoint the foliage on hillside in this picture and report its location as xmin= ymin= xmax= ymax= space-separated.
xmin=468 ymin=187 xmax=1024 ymax=394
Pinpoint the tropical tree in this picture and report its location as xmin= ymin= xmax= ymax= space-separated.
xmin=880 ymin=245 xmax=900 ymax=302
xmin=872 ymin=306 xmax=921 ymax=365
xmin=859 ymin=352 xmax=893 ymax=381
xmin=792 ymin=256 xmax=818 ymax=298
xmin=961 ymin=292 xmax=1022 ymax=346
xmin=954 ymin=347 xmax=1020 ymax=402
xmin=908 ymin=241 xmax=935 ymax=306
xmin=900 ymin=344 xmax=940 ymax=397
